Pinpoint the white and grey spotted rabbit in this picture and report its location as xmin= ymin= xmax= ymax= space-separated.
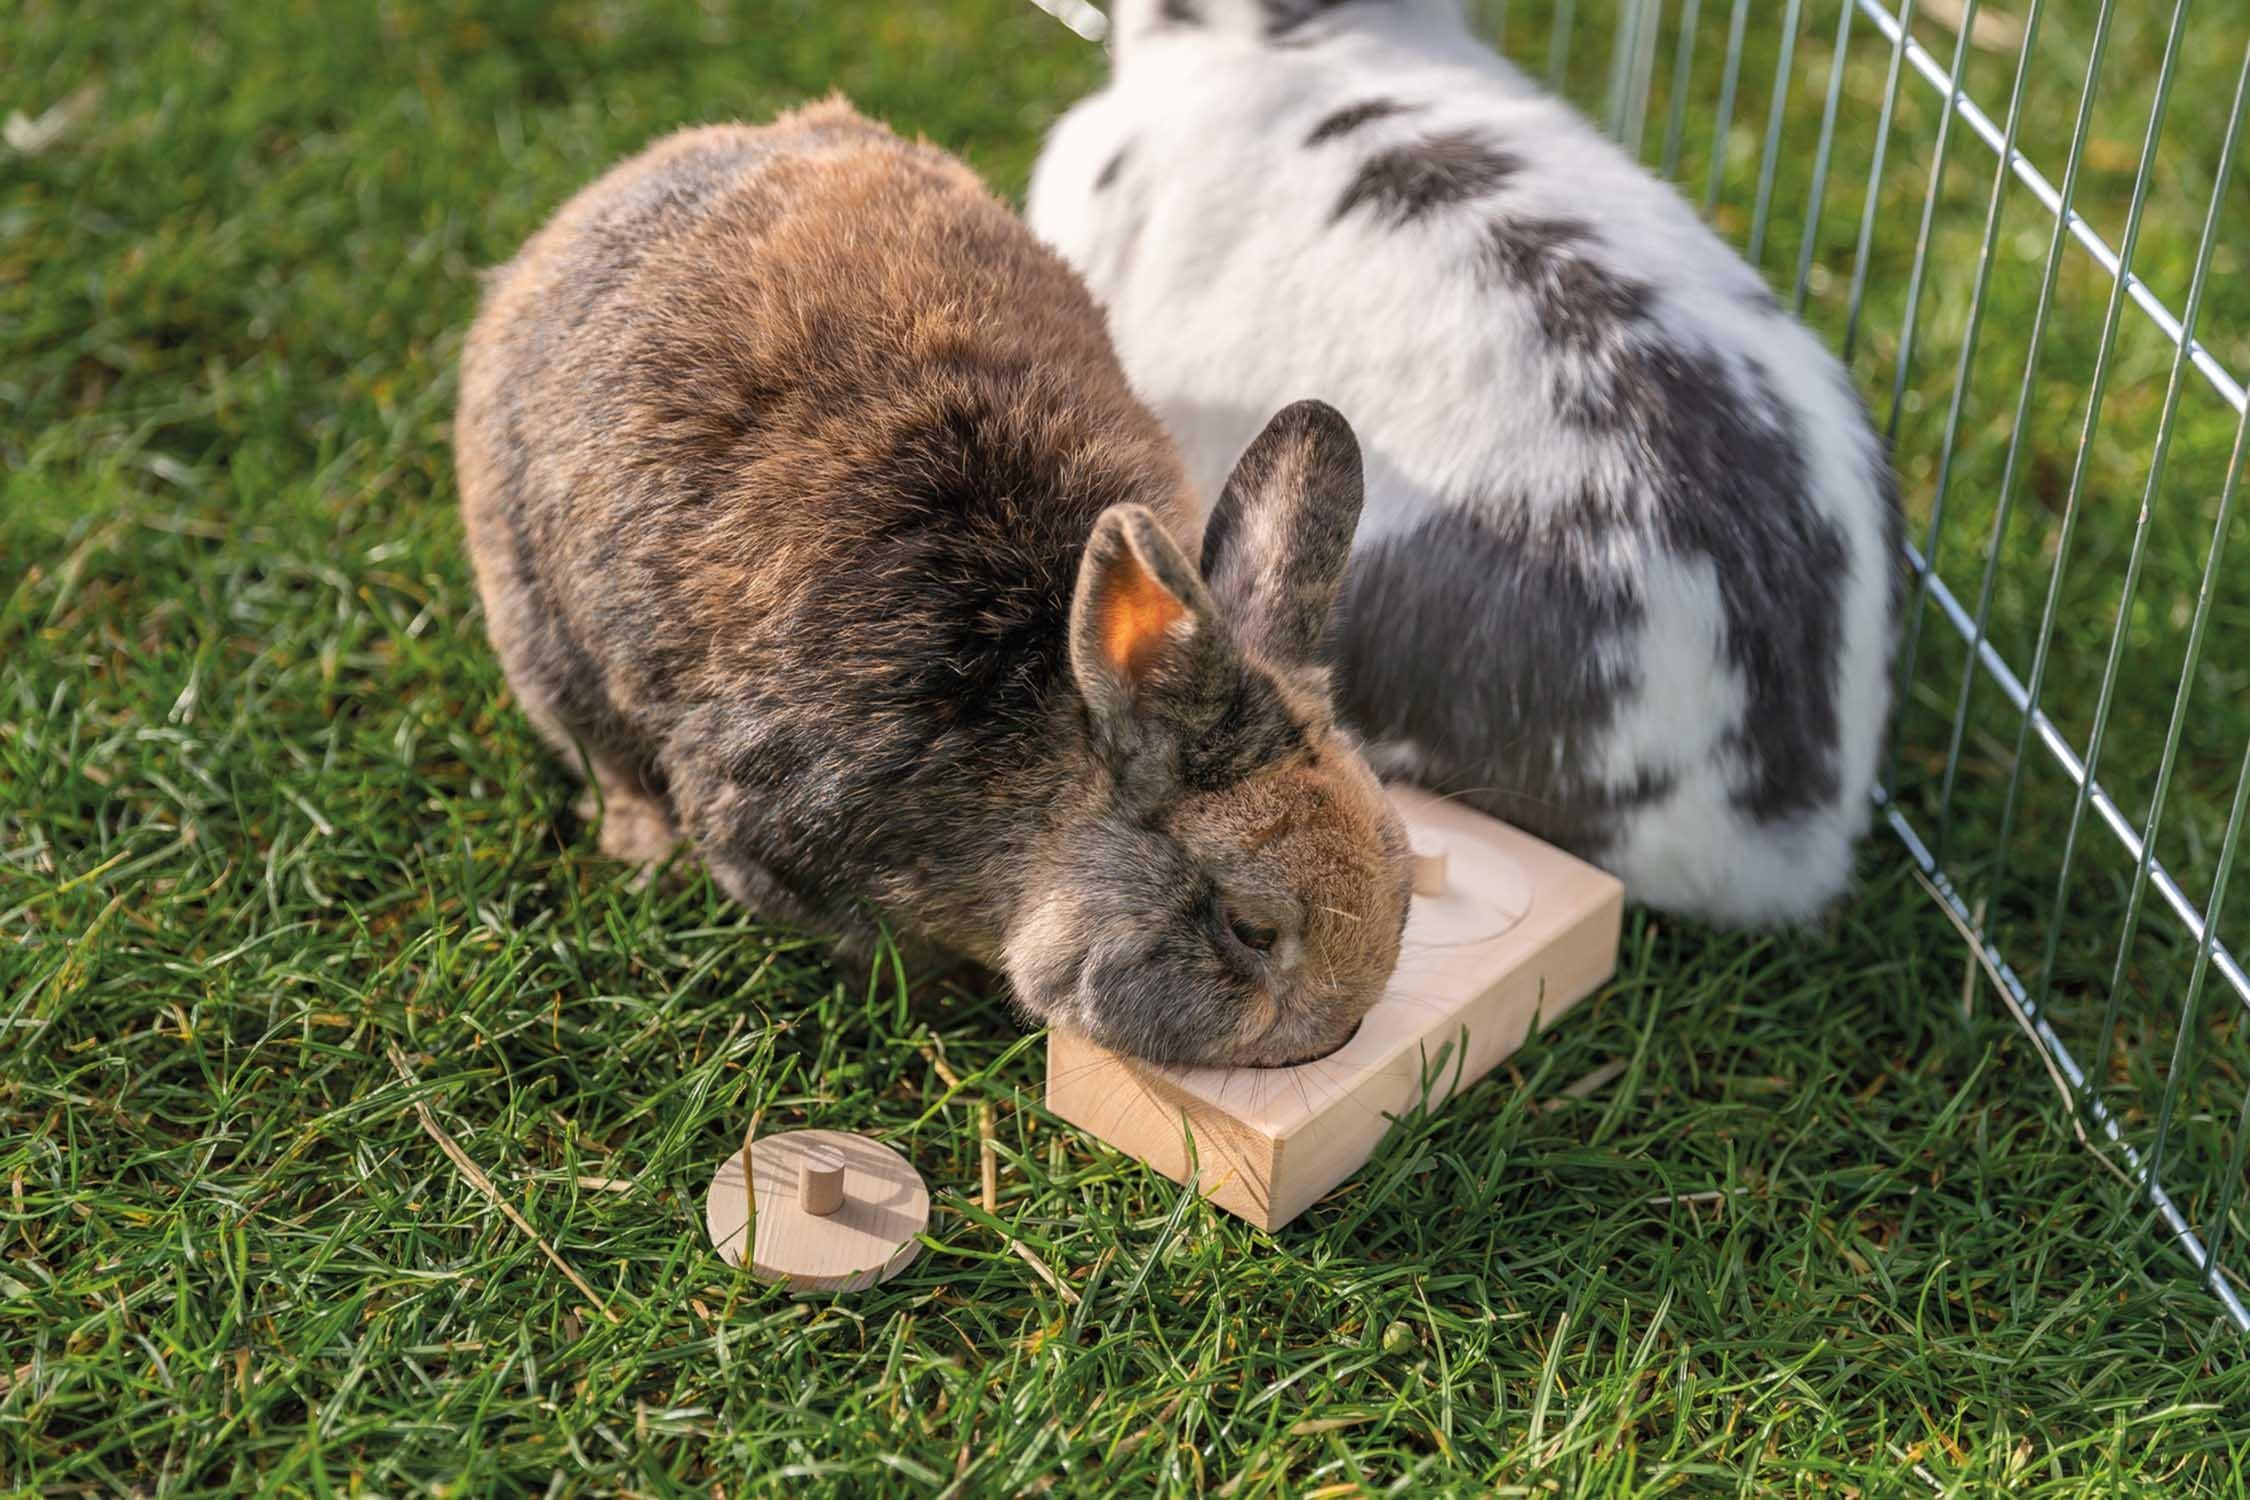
xmin=1029 ymin=0 xmax=1901 ymax=926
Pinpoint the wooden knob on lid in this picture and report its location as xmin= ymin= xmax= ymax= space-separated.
xmin=705 ymin=1128 xmax=930 ymax=1292
xmin=1412 ymin=848 xmax=1449 ymax=898
xmin=798 ymin=1150 xmax=846 ymax=1215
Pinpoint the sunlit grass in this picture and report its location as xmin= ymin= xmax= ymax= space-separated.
xmin=3 ymin=0 xmax=2246 ymax=1491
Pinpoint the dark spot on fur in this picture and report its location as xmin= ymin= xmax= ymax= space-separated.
xmin=1263 ymin=0 xmax=1358 ymax=36
xmin=834 ymin=391 xmax=1100 ymax=768
xmin=1344 ymin=215 xmax=1867 ymax=833
xmin=1571 ymin=352 xmax=1845 ymax=819
xmin=1738 ymin=282 xmax=1783 ymax=315
xmin=1643 ymin=354 xmax=1848 ymax=819
xmin=1198 ymin=488 xmax=1242 ymax=587
xmin=1331 ymin=504 xmax=1672 ymax=854
xmin=1304 ymin=98 xmax=1419 ymax=147
xmin=1095 ymin=145 xmax=1131 ymax=192
xmin=1160 ymin=0 xmax=1203 ymax=22
xmin=1332 ymin=130 xmax=1520 ymax=227
xmin=1477 ymin=216 xmax=1652 ymax=353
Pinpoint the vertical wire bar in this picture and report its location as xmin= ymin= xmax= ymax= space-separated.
xmin=1605 ymin=0 xmax=1638 ymax=136
xmin=1623 ymin=0 xmax=1665 ymax=159
xmin=1660 ymin=0 xmax=1702 ymax=182
xmin=1746 ymin=0 xmax=1806 ymax=264
xmin=1548 ymin=0 xmax=1578 ymax=92
xmin=2146 ymin=736 xmax=2250 ymax=1205
xmin=1931 ymin=0 xmax=2125 ymax=844
xmin=1992 ymin=0 xmax=2198 ymax=1002
xmin=1792 ymin=0 xmax=1858 ymax=314
xmin=1703 ymin=0 xmax=1752 ymax=214
xmin=1879 ymin=0 xmax=1981 ymax=446
xmin=2082 ymin=44 xmax=2250 ymax=1080
xmin=1842 ymin=0 xmax=1919 ymax=362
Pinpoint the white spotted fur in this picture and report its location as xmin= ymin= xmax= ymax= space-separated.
xmin=1028 ymin=0 xmax=1898 ymax=927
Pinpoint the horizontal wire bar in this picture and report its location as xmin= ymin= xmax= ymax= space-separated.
xmin=1901 ymin=542 xmax=2250 ymax=1017
xmin=1851 ymin=0 xmax=2246 ymax=415
xmin=1028 ymin=0 xmax=1109 ymax=42
xmin=1875 ymin=792 xmax=2250 ymax=1332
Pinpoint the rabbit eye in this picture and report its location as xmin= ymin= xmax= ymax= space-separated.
xmin=1228 ymin=913 xmax=1279 ymax=953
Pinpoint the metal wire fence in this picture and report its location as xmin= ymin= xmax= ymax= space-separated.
xmin=1508 ymin=0 xmax=2250 ymax=1334
xmin=1037 ymin=0 xmax=2250 ymax=1330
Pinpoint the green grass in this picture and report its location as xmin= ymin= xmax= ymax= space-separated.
xmin=4 ymin=0 xmax=2248 ymax=1492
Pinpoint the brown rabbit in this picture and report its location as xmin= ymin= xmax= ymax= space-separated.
xmin=455 ymin=100 xmax=1411 ymax=1068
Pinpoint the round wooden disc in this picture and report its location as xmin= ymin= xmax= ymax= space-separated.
xmin=1400 ymin=826 xmax=1532 ymax=950
xmin=705 ymin=1129 xmax=929 ymax=1292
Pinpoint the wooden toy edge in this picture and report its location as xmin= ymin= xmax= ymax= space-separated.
xmin=1045 ymin=820 xmax=1626 ymax=1230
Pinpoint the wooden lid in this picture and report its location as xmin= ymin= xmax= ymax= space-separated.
xmin=704 ymin=1128 xmax=929 ymax=1292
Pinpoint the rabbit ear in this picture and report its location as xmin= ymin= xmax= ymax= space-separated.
xmin=1201 ymin=400 xmax=1365 ymax=667
xmin=1071 ymin=504 xmax=1230 ymax=745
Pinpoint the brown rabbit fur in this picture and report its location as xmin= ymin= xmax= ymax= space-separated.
xmin=456 ymin=100 xmax=1411 ymax=1068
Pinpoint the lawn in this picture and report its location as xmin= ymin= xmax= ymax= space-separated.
xmin=4 ymin=0 xmax=2247 ymax=1493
